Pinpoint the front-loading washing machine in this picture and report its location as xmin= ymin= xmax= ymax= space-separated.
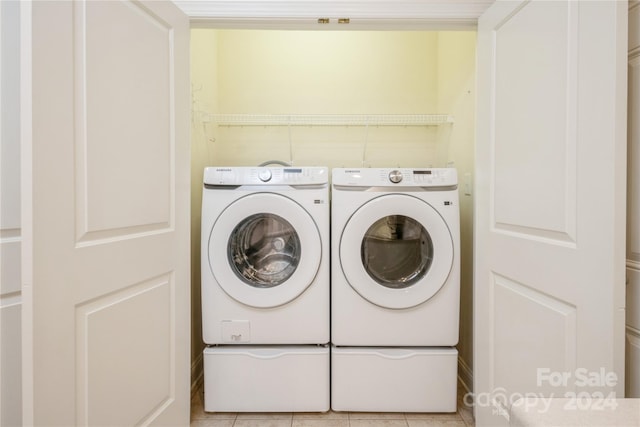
xmin=201 ymin=166 xmax=329 ymax=412
xmin=331 ymin=167 xmax=460 ymax=412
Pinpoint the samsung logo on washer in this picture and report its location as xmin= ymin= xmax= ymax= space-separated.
xmin=344 ymin=170 xmax=361 ymax=174
xmin=216 ymin=168 xmax=232 ymax=172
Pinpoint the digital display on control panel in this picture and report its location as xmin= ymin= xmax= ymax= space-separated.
xmin=284 ymin=168 xmax=303 ymax=173
xmin=413 ymin=170 xmax=432 ymax=175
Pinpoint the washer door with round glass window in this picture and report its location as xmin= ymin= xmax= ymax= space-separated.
xmin=208 ymin=193 xmax=322 ymax=308
xmin=339 ymin=194 xmax=453 ymax=309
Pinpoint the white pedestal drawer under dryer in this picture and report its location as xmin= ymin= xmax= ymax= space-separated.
xmin=201 ymin=166 xmax=330 ymax=412
xmin=331 ymin=167 xmax=460 ymax=412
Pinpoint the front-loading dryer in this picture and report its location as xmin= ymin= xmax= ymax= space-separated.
xmin=331 ymin=167 xmax=460 ymax=412
xmin=332 ymin=167 xmax=460 ymax=346
xmin=201 ymin=166 xmax=329 ymax=412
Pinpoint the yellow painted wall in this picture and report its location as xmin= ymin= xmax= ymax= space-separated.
xmin=217 ymin=30 xmax=438 ymax=114
xmin=193 ymin=30 xmax=453 ymax=169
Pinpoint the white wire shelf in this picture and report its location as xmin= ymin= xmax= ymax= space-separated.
xmin=208 ymin=114 xmax=454 ymax=127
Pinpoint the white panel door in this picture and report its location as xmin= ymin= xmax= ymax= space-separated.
xmin=1 ymin=1 xmax=23 ymax=426
xmin=475 ymin=1 xmax=627 ymax=425
xmin=21 ymin=1 xmax=190 ymax=425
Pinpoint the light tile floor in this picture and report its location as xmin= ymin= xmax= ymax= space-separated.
xmin=191 ymin=382 xmax=475 ymax=427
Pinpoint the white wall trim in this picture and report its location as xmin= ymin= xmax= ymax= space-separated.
xmin=174 ymin=0 xmax=493 ymax=29
xmin=175 ymin=0 xmax=493 ymax=19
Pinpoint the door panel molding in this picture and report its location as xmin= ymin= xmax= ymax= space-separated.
xmin=74 ymin=0 xmax=175 ymax=244
xmin=491 ymin=0 xmax=578 ymax=246
xmin=490 ymin=273 xmax=577 ymax=398
xmin=75 ymin=273 xmax=175 ymax=426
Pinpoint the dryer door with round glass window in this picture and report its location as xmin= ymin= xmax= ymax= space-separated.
xmin=208 ymin=193 xmax=321 ymax=308
xmin=339 ymin=194 xmax=453 ymax=309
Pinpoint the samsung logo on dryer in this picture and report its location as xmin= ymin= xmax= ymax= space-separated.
xmin=216 ymin=168 xmax=233 ymax=172
xmin=344 ymin=170 xmax=361 ymax=173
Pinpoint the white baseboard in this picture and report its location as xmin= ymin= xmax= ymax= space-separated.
xmin=458 ymin=355 xmax=473 ymax=394
xmin=191 ymin=352 xmax=204 ymax=397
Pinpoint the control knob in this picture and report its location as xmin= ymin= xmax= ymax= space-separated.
xmin=389 ymin=170 xmax=403 ymax=184
xmin=258 ymin=169 xmax=272 ymax=182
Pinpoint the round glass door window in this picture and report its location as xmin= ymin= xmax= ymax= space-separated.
xmin=361 ymin=215 xmax=433 ymax=289
xmin=228 ymin=213 xmax=301 ymax=288
xmin=339 ymin=194 xmax=454 ymax=309
xmin=208 ymin=192 xmax=322 ymax=308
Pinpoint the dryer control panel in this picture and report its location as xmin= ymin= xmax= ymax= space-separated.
xmin=333 ymin=168 xmax=457 ymax=188
xmin=204 ymin=166 xmax=329 ymax=186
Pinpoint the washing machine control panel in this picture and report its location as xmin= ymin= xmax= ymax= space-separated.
xmin=204 ymin=166 xmax=329 ymax=186
xmin=333 ymin=168 xmax=457 ymax=187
